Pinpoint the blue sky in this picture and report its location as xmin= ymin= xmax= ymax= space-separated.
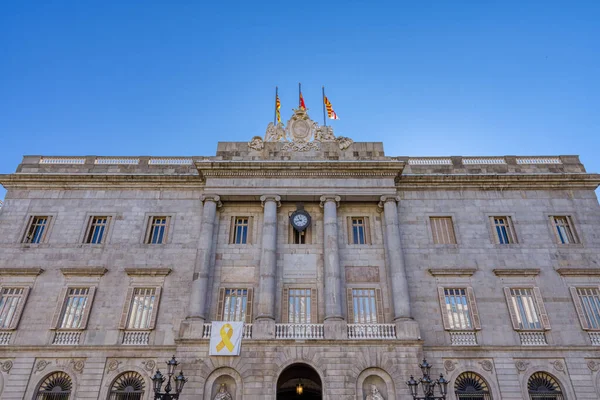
xmin=1 ymin=1 xmax=599 ymax=200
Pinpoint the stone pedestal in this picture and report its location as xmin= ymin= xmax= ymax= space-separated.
xmin=253 ymin=318 xmax=276 ymax=339
xmin=324 ymin=318 xmax=348 ymax=340
xmin=395 ymin=318 xmax=421 ymax=340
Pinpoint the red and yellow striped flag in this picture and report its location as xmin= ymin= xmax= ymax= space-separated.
xmin=299 ymin=92 xmax=306 ymax=110
xmin=324 ymin=95 xmax=339 ymax=120
xmin=276 ymin=94 xmax=281 ymax=123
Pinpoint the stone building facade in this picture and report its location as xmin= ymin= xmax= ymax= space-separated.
xmin=0 ymin=111 xmax=600 ymax=399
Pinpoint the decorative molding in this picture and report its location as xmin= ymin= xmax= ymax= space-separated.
xmin=479 ymin=360 xmax=494 ymax=372
xmin=319 ymin=195 xmax=341 ymax=208
xmin=124 ymin=268 xmax=172 ymax=277
xmin=515 ymin=360 xmax=529 ymax=372
xmin=60 ymin=267 xmax=107 ymax=277
xmin=429 ymin=268 xmax=477 ymax=277
xmin=142 ymin=360 xmax=156 ymax=372
xmin=260 ymin=195 xmax=281 ymax=208
xmin=552 ymin=360 xmax=565 ymax=372
xmin=106 ymin=359 xmax=122 ymax=372
xmin=0 ymin=174 xmax=203 ymax=190
xmin=201 ymin=194 xmax=222 ymax=207
xmin=587 ymin=360 xmax=599 ymax=372
xmin=35 ymin=360 xmax=51 ymax=372
xmin=444 ymin=359 xmax=457 ymax=372
xmin=70 ymin=359 xmax=85 ymax=373
xmin=493 ymin=268 xmax=540 ymax=277
xmin=556 ymin=268 xmax=600 ymax=276
xmin=0 ymin=267 xmax=44 ymax=276
xmin=378 ymin=195 xmax=401 ymax=209
xmin=0 ymin=360 xmax=13 ymax=373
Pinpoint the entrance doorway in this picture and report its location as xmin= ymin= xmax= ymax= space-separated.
xmin=277 ymin=363 xmax=322 ymax=400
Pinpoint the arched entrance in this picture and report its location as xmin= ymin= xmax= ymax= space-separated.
xmin=277 ymin=363 xmax=322 ymax=400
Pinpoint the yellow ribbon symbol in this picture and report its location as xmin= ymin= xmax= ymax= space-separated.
xmin=216 ymin=323 xmax=234 ymax=352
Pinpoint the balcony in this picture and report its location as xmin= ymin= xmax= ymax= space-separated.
xmin=52 ymin=331 xmax=81 ymax=345
xmin=202 ymin=323 xmax=253 ymax=339
xmin=275 ymin=324 xmax=324 ymax=339
xmin=122 ymin=331 xmax=150 ymax=345
xmin=347 ymin=324 xmax=396 ymax=339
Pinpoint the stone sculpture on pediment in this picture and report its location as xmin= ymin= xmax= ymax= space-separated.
xmin=248 ymin=136 xmax=265 ymax=151
xmin=265 ymin=122 xmax=286 ymax=142
xmin=213 ymin=383 xmax=233 ymax=400
xmin=315 ymin=125 xmax=336 ymax=142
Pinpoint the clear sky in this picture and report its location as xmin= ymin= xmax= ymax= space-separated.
xmin=1 ymin=1 xmax=599 ymax=200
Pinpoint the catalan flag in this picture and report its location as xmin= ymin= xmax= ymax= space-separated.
xmin=324 ymin=95 xmax=339 ymax=120
xmin=276 ymin=93 xmax=281 ymax=123
xmin=299 ymin=91 xmax=306 ymax=110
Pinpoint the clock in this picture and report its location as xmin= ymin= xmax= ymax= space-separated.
xmin=290 ymin=209 xmax=311 ymax=232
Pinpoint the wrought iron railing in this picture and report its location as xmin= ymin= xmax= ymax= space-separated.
xmin=35 ymin=392 xmax=71 ymax=400
xmin=456 ymin=393 xmax=492 ymax=400
xmin=529 ymin=393 xmax=564 ymax=400
xmin=108 ymin=392 xmax=144 ymax=400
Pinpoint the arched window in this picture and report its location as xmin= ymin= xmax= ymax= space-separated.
xmin=35 ymin=371 xmax=72 ymax=400
xmin=108 ymin=371 xmax=145 ymax=400
xmin=454 ymin=372 xmax=492 ymax=400
xmin=528 ymin=372 xmax=564 ymax=400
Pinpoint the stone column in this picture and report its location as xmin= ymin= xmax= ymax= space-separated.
xmin=180 ymin=194 xmax=221 ymax=338
xmin=379 ymin=195 xmax=420 ymax=340
xmin=254 ymin=195 xmax=280 ymax=339
xmin=320 ymin=195 xmax=346 ymax=339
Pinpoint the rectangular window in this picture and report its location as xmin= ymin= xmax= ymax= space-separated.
xmin=223 ymin=289 xmax=248 ymax=322
xmin=509 ymin=288 xmax=541 ymax=330
xmin=573 ymin=287 xmax=600 ymax=330
xmin=127 ymin=288 xmax=156 ymax=330
xmin=347 ymin=217 xmax=371 ymax=245
xmin=84 ymin=216 xmax=110 ymax=244
xmin=58 ymin=288 xmax=91 ymax=329
xmin=491 ymin=216 xmax=517 ymax=244
xmin=443 ymin=289 xmax=472 ymax=330
xmin=23 ymin=216 xmax=50 ymax=243
xmin=350 ymin=288 xmax=380 ymax=324
xmin=552 ymin=216 xmax=579 ymax=244
xmin=430 ymin=217 xmax=457 ymax=244
xmin=288 ymin=289 xmax=312 ymax=324
xmin=145 ymin=216 xmax=170 ymax=244
xmin=230 ymin=217 xmax=250 ymax=244
xmin=0 ymin=288 xmax=29 ymax=329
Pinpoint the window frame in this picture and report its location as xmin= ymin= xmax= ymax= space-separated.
xmin=437 ymin=287 xmax=481 ymax=331
xmin=346 ymin=287 xmax=383 ymax=324
xmin=142 ymin=214 xmax=174 ymax=245
xmin=229 ymin=216 xmax=254 ymax=245
xmin=118 ymin=286 xmax=162 ymax=331
xmin=20 ymin=214 xmax=56 ymax=244
xmin=346 ymin=216 xmax=372 ymax=245
xmin=80 ymin=213 xmax=115 ymax=245
xmin=281 ymin=287 xmax=317 ymax=324
xmin=549 ymin=215 xmax=581 ymax=245
xmin=429 ymin=216 xmax=458 ymax=245
xmin=51 ymin=286 xmax=96 ymax=331
xmin=216 ymin=287 xmax=254 ymax=323
xmin=570 ymin=286 xmax=600 ymax=331
xmin=504 ymin=286 xmax=550 ymax=331
xmin=488 ymin=215 xmax=518 ymax=245
xmin=0 ymin=286 xmax=31 ymax=330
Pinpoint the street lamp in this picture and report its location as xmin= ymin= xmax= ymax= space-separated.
xmin=151 ymin=356 xmax=188 ymax=400
xmin=406 ymin=359 xmax=449 ymax=400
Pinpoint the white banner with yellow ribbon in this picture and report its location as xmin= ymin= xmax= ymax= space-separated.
xmin=209 ymin=321 xmax=243 ymax=356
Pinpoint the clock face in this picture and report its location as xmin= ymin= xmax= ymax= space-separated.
xmin=290 ymin=210 xmax=311 ymax=232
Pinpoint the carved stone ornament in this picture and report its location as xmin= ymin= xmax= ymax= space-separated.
xmin=142 ymin=360 xmax=156 ymax=372
xmin=0 ymin=360 xmax=13 ymax=373
xmin=444 ymin=359 xmax=457 ymax=372
xmin=587 ymin=360 xmax=599 ymax=371
xmin=248 ymin=136 xmax=265 ymax=151
xmin=213 ymin=383 xmax=233 ymax=400
xmin=479 ymin=360 xmax=494 ymax=372
xmin=265 ymin=122 xmax=286 ymax=142
xmin=515 ymin=360 xmax=529 ymax=372
xmin=552 ymin=360 xmax=565 ymax=372
xmin=107 ymin=359 xmax=122 ymax=372
xmin=35 ymin=360 xmax=51 ymax=372
xmin=70 ymin=359 xmax=85 ymax=373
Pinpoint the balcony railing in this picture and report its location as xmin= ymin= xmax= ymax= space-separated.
xmin=275 ymin=324 xmax=324 ymax=339
xmin=201 ymin=323 xmax=253 ymax=339
xmin=122 ymin=331 xmax=150 ymax=345
xmin=52 ymin=331 xmax=81 ymax=345
xmin=0 ymin=331 xmax=11 ymax=345
xmin=589 ymin=332 xmax=600 ymax=346
xmin=347 ymin=324 xmax=396 ymax=339
xmin=519 ymin=331 xmax=547 ymax=345
xmin=449 ymin=331 xmax=478 ymax=345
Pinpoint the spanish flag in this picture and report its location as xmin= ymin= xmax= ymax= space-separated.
xmin=276 ymin=94 xmax=281 ymax=123
xmin=324 ymin=95 xmax=339 ymax=120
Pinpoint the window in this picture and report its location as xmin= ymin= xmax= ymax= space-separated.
xmin=438 ymin=288 xmax=481 ymax=330
xmin=109 ymin=371 xmax=145 ymax=400
xmin=551 ymin=216 xmax=579 ymax=244
xmin=84 ymin=216 xmax=111 ymax=244
xmin=52 ymin=287 xmax=95 ymax=330
xmin=504 ymin=288 xmax=550 ymax=331
xmin=454 ymin=372 xmax=491 ymax=400
xmin=347 ymin=288 xmax=383 ymax=324
xmin=527 ymin=372 xmax=563 ymax=400
xmin=145 ymin=216 xmax=170 ymax=244
xmin=347 ymin=217 xmax=371 ymax=245
xmin=230 ymin=216 xmax=252 ymax=244
xmin=35 ymin=371 xmax=72 ymax=400
xmin=216 ymin=288 xmax=253 ymax=322
xmin=281 ymin=288 xmax=316 ymax=323
xmin=0 ymin=287 xmax=30 ymax=330
xmin=120 ymin=288 xmax=160 ymax=330
xmin=490 ymin=216 xmax=517 ymax=244
xmin=22 ymin=216 xmax=50 ymax=243
xmin=430 ymin=217 xmax=457 ymax=244
xmin=570 ymin=287 xmax=600 ymax=330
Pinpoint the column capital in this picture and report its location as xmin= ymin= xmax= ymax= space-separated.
xmin=260 ymin=195 xmax=281 ymax=208
xmin=319 ymin=195 xmax=341 ymax=208
xmin=378 ymin=195 xmax=401 ymax=209
xmin=201 ymin=194 xmax=222 ymax=207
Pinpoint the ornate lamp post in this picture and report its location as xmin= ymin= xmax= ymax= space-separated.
xmin=151 ymin=356 xmax=188 ymax=400
xmin=406 ymin=359 xmax=449 ymax=400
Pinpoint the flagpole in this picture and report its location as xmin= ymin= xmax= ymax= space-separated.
xmin=322 ymin=86 xmax=327 ymax=126
xmin=274 ymin=86 xmax=278 ymax=125
xmin=298 ymin=82 xmax=301 ymax=108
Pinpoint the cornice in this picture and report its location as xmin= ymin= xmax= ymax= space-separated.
xmin=0 ymin=267 xmax=44 ymax=276
xmin=60 ymin=267 xmax=108 ymax=277
xmin=493 ymin=268 xmax=540 ymax=277
xmin=397 ymin=173 xmax=600 ymax=190
xmin=428 ymin=268 xmax=477 ymax=277
xmin=555 ymin=268 xmax=600 ymax=277
xmin=124 ymin=268 xmax=172 ymax=277
xmin=0 ymin=174 xmax=203 ymax=190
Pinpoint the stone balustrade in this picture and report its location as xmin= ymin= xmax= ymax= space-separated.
xmin=52 ymin=331 xmax=82 ymax=345
xmin=0 ymin=332 xmax=11 ymax=345
xmin=275 ymin=324 xmax=325 ymax=339
xmin=122 ymin=331 xmax=150 ymax=345
xmin=589 ymin=332 xmax=600 ymax=346
xmin=347 ymin=324 xmax=396 ymax=339
xmin=200 ymin=323 xmax=253 ymax=339
xmin=519 ymin=331 xmax=547 ymax=345
xmin=449 ymin=331 xmax=478 ymax=345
